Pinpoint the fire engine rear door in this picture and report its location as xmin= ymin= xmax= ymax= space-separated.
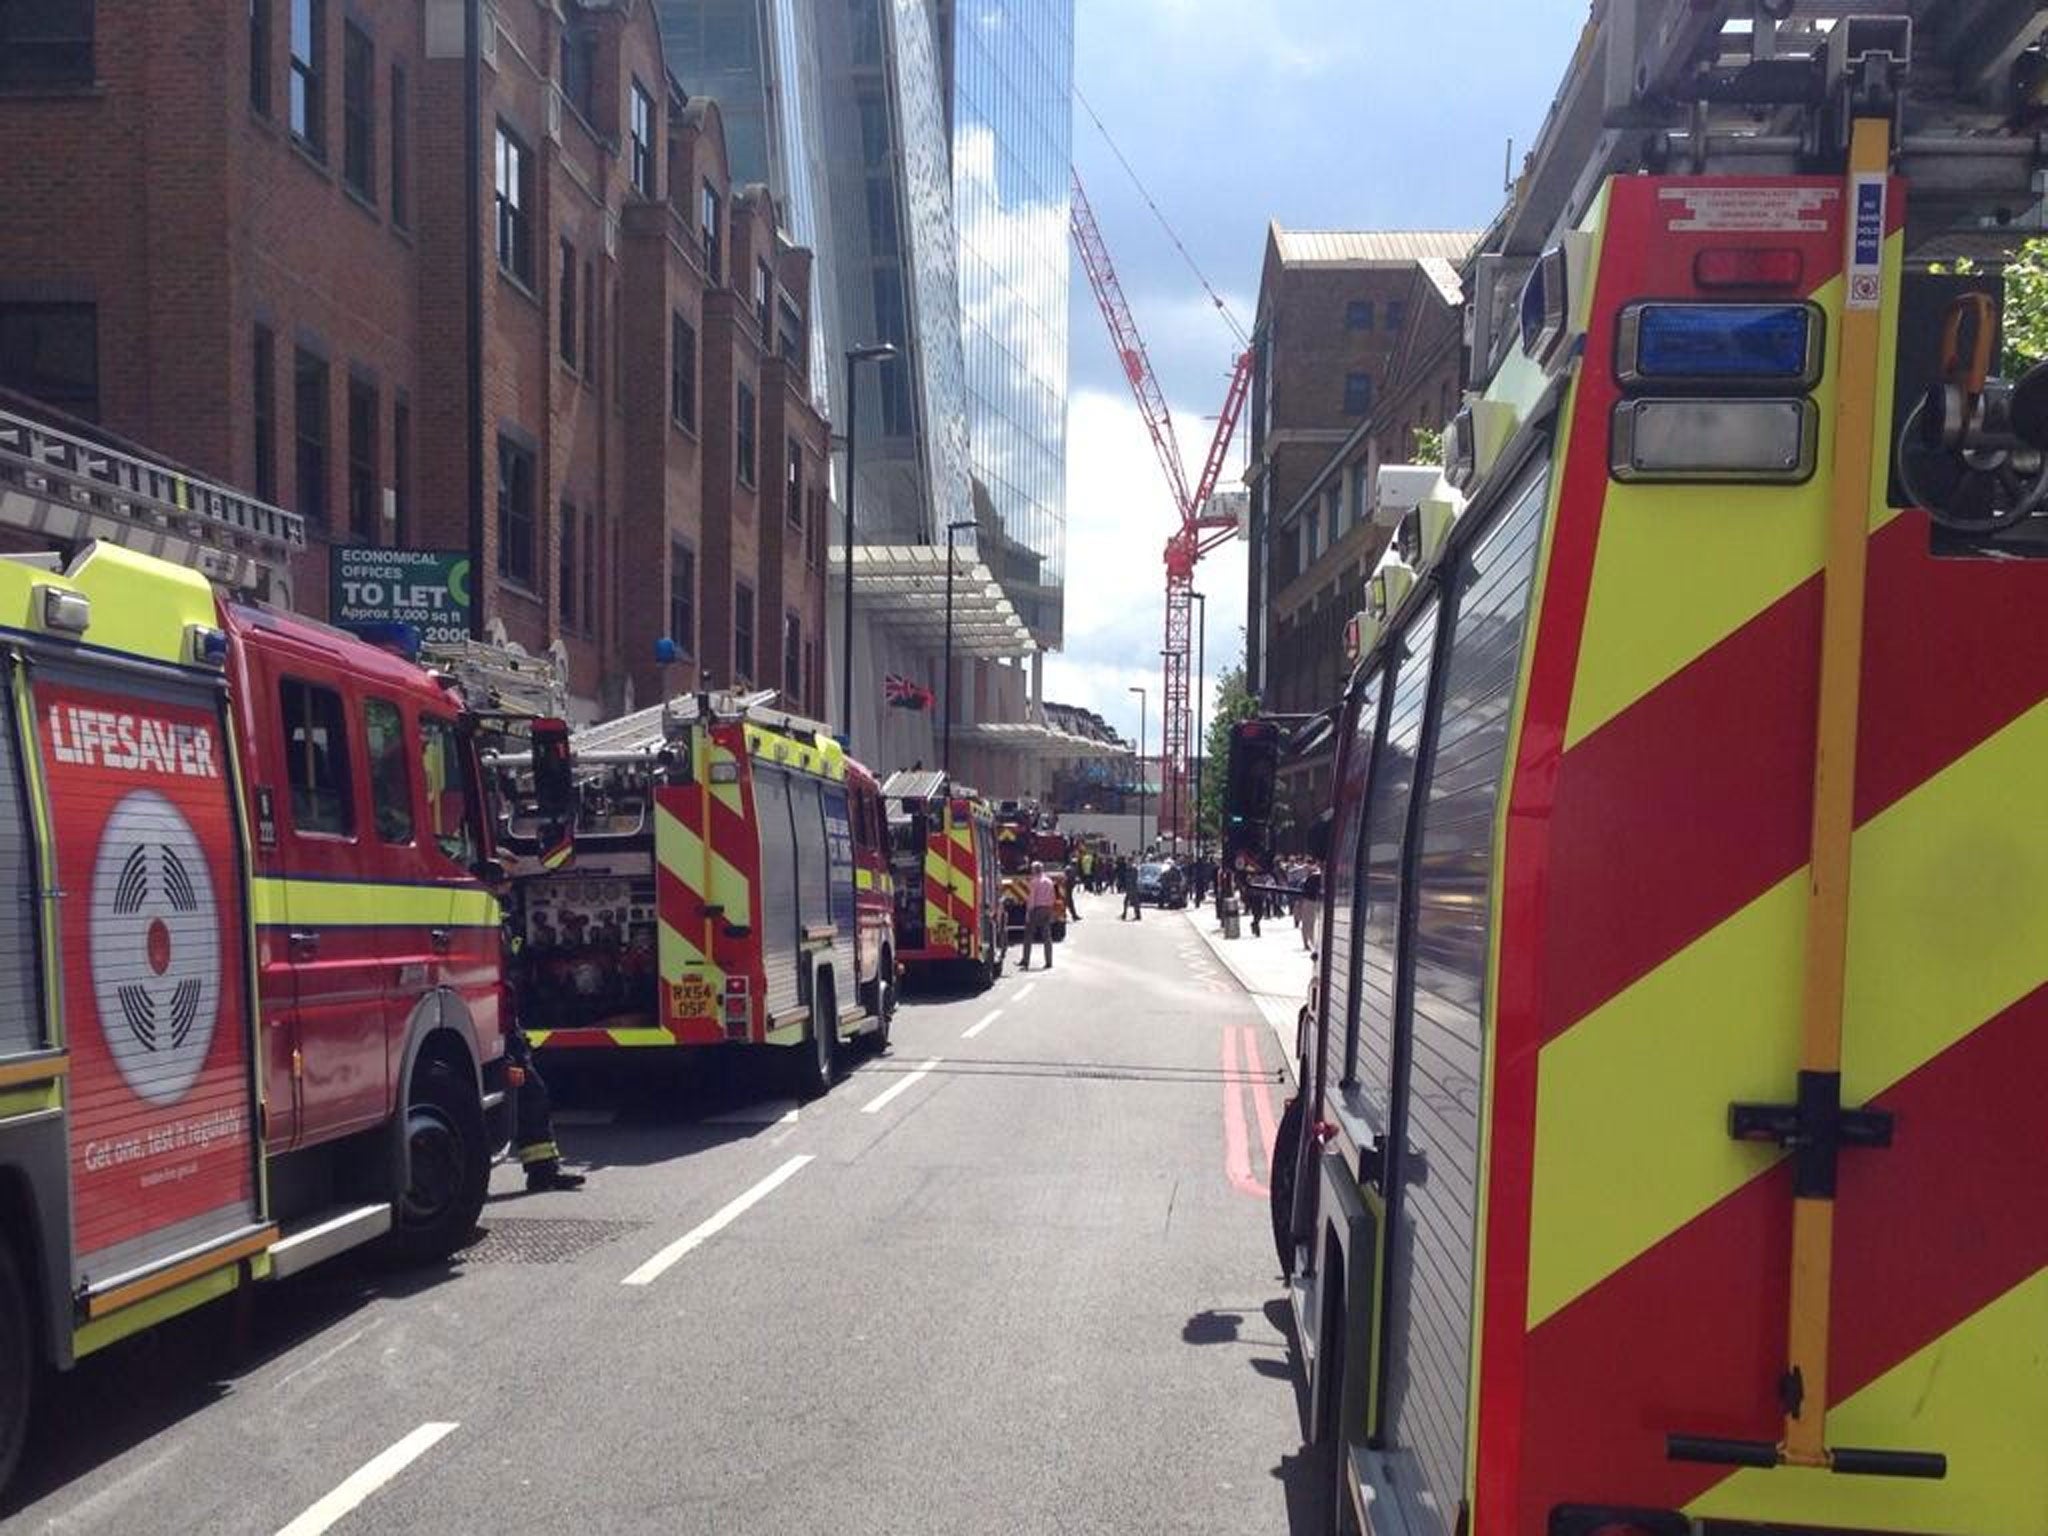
xmin=33 ymin=658 xmax=264 ymax=1297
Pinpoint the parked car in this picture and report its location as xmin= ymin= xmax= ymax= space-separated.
xmin=1135 ymin=860 xmax=1187 ymax=908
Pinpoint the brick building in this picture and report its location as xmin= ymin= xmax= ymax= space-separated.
xmin=0 ymin=0 xmax=828 ymax=722
xmin=1242 ymin=226 xmax=1472 ymax=812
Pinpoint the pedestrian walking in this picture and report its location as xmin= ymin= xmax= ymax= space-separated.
xmin=1120 ymin=857 xmax=1143 ymax=921
xmin=1065 ymin=864 xmax=1082 ymax=922
xmin=1021 ymin=860 xmax=1057 ymax=969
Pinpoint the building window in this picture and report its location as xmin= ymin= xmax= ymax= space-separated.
xmin=786 ymin=442 xmax=803 ymax=526
xmin=1324 ymin=487 xmax=1340 ymax=552
xmin=701 ymin=181 xmax=722 ymax=283
xmin=1348 ymin=461 xmax=1369 ymax=526
xmin=1345 ymin=299 xmax=1374 ymax=331
xmin=392 ymin=396 xmax=410 ymax=543
xmin=363 ymin=697 xmax=413 ymax=844
xmin=250 ymin=0 xmax=272 ymax=115
xmin=1386 ymin=299 xmax=1408 ymax=330
xmin=497 ymin=433 xmax=536 ymax=587
xmin=341 ymin=21 xmax=373 ymax=198
xmin=733 ymin=583 xmax=754 ymax=682
xmin=629 ymin=79 xmax=654 ymax=197
xmin=0 ymin=302 xmax=98 ymax=421
xmin=1344 ymin=371 xmax=1374 ymax=416
xmin=293 ymin=347 xmax=329 ymax=524
xmin=735 ymin=381 xmax=756 ymax=488
xmin=668 ymin=542 xmax=695 ymax=655
xmin=755 ymin=259 xmax=773 ymax=337
xmin=804 ymin=637 xmax=817 ymax=711
xmin=776 ymin=296 xmax=803 ymax=366
xmin=782 ymin=612 xmax=801 ymax=703
xmin=495 ymin=123 xmax=534 ymax=286
xmin=0 ymin=0 xmax=93 ymax=89
xmin=582 ymin=259 xmax=596 ymax=381
xmin=670 ymin=313 xmax=695 ymax=429
xmin=347 ymin=374 xmax=377 ymax=539
xmin=561 ymin=26 xmax=596 ymax=121
xmin=253 ymin=325 xmax=276 ymax=500
xmin=559 ymin=501 xmax=578 ymax=629
xmin=390 ymin=63 xmax=409 ymax=227
xmin=289 ymin=0 xmax=324 ymax=153
xmin=558 ymin=239 xmax=578 ymax=368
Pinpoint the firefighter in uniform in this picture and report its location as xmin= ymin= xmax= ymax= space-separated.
xmin=508 ymin=1019 xmax=584 ymax=1192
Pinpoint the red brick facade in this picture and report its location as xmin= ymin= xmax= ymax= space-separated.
xmin=0 ymin=0 xmax=827 ymax=723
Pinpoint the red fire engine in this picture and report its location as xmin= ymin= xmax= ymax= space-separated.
xmin=504 ymin=691 xmax=894 ymax=1095
xmin=0 ymin=405 xmax=552 ymax=1493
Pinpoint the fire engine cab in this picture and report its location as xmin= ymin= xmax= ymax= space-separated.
xmin=0 ymin=404 xmax=536 ymax=1494
xmin=505 ymin=690 xmax=894 ymax=1096
xmin=1235 ymin=8 xmax=2048 ymax=1535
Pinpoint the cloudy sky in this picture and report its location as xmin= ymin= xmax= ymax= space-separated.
xmin=1044 ymin=0 xmax=1591 ymax=746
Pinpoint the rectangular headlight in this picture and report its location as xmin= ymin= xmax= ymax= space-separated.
xmin=1616 ymin=302 xmax=1823 ymax=390
xmin=1609 ymin=398 xmax=1817 ymax=483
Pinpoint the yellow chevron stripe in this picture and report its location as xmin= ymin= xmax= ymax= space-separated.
xmin=1528 ymin=700 xmax=2048 ymax=1326
xmin=655 ymin=804 xmax=746 ymax=934
xmin=249 ymin=877 xmax=499 ymax=928
xmin=1687 ymin=1267 xmax=2048 ymax=1533
xmin=1561 ymin=240 xmax=1906 ymax=751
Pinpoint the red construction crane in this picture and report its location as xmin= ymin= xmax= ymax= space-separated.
xmin=1069 ymin=167 xmax=1252 ymax=849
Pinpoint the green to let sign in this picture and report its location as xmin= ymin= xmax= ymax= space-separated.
xmin=331 ymin=547 xmax=473 ymax=644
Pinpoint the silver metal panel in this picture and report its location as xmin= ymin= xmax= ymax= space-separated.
xmin=1317 ymin=675 xmax=1380 ymax=1092
xmin=0 ymin=665 xmax=41 ymax=1059
xmin=753 ymin=764 xmax=803 ymax=1021
xmin=1342 ymin=601 xmax=1438 ymax=1149
xmin=1380 ymin=469 xmax=1547 ymax=1534
xmin=818 ymin=781 xmax=858 ymax=1009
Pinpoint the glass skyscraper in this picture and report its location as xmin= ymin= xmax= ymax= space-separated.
xmin=663 ymin=0 xmax=1070 ymax=649
xmin=949 ymin=0 xmax=1072 ymax=648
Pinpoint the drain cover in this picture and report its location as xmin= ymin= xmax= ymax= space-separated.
xmin=459 ymin=1218 xmax=645 ymax=1265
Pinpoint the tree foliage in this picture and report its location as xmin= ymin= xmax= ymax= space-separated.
xmin=1195 ymin=656 xmax=1258 ymax=847
xmin=1410 ymin=425 xmax=1445 ymax=466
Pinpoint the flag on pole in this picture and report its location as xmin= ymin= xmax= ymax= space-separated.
xmin=884 ymin=673 xmax=933 ymax=710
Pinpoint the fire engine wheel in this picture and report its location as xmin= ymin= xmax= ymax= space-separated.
xmin=0 ymin=1238 xmax=32 ymax=1497
xmin=1270 ymin=1093 xmax=1303 ymax=1276
xmin=796 ymin=981 xmax=839 ymax=1101
xmin=872 ymin=957 xmax=896 ymax=1055
xmin=390 ymin=1061 xmax=489 ymax=1264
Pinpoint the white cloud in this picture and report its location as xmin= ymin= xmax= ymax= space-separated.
xmin=1042 ymin=387 xmax=1249 ymax=747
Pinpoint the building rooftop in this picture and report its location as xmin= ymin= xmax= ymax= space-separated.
xmin=1269 ymin=227 xmax=1479 ymax=268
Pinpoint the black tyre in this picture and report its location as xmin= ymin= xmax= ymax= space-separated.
xmin=389 ymin=1059 xmax=489 ymax=1264
xmin=795 ymin=978 xmax=838 ymax=1100
xmin=1270 ymin=1093 xmax=1304 ymax=1275
xmin=0 ymin=1239 xmax=33 ymax=1499
xmin=871 ymin=954 xmax=895 ymax=1055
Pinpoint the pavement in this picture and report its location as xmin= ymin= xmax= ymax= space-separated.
xmin=1177 ymin=897 xmax=1315 ymax=1085
xmin=1 ymin=908 xmax=1329 ymax=1535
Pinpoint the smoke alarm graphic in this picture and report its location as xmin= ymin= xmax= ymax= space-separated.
xmin=90 ymin=789 xmax=221 ymax=1106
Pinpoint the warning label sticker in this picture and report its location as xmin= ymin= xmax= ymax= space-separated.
xmin=1660 ymin=186 xmax=1839 ymax=232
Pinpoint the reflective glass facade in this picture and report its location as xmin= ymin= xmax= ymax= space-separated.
xmin=950 ymin=0 xmax=1072 ymax=648
xmin=664 ymin=0 xmax=1069 ymax=648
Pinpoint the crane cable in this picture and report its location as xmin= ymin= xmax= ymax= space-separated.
xmin=1075 ymin=86 xmax=1249 ymax=349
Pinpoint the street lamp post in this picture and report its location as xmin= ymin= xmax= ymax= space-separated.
xmin=839 ymin=342 xmax=899 ymax=752
xmin=941 ymin=517 xmax=976 ymax=788
xmin=1128 ymin=685 xmax=1147 ymax=856
xmin=1192 ymin=591 xmax=1207 ymax=862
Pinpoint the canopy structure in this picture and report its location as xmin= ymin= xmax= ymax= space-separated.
xmin=837 ymin=544 xmax=1035 ymax=659
xmin=955 ymin=720 xmax=1130 ymax=758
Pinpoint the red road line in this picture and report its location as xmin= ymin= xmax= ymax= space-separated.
xmin=1241 ymin=1025 xmax=1280 ymax=1175
xmin=1220 ymin=1025 xmax=1265 ymax=1199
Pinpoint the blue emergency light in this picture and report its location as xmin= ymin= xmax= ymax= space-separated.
xmin=347 ymin=620 xmax=423 ymax=660
xmin=1618 ymin=302 xmax=1821 ymax=390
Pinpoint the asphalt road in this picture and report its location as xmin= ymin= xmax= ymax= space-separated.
xmin=2 ymin=907 xmax=1321 ymax=1535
